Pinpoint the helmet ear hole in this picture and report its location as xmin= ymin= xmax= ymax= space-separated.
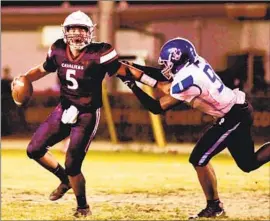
xmin=176 ymin=54 xmax=189 ymax=66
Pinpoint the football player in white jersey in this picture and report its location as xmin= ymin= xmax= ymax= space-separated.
xmin=118 ymin=37 xmax=270 ymax=219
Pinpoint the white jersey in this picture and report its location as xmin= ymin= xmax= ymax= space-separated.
xmin=170 ymin=57 xmax=246 ymax=118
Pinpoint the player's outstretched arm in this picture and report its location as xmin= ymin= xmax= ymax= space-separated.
xmin=12 ymin=64 xmax=50 ymax=90
xmin=13 ymin=41 xmax=58 ymax=87
xmin=118 ymin=75 xmax=182 ymax=114
xmin=132 ymin=85 xmax=182 ymax=114
xmin=131 ymin=62 xmax=168 ymax=82
xmin=22 ymin=64 xmax=50 ymax=82
xmin=117 ymin=61 xmax=158 ymax=88
xmin=117 ymin=61 xmax=171 ymax=95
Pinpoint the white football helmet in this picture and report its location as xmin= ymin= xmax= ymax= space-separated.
xmin=62 ymin=10 xmax=96 ymax=50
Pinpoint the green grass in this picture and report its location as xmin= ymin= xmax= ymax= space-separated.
xmin=1 ymin=148 xmax=270 ymax=220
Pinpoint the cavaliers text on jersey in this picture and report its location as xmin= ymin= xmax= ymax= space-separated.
xmin=43 ymin=39 xmax=120 ymax=111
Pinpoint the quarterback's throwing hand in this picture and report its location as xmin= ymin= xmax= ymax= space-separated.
xmin=11 ymin=76 xmax=21 ymax=91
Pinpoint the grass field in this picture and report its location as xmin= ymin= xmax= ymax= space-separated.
xmin=1 ymin=146 xmax=270 ymax=220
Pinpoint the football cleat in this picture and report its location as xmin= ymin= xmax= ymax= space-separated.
xmin=49 ymin=182 xmax=71 ymax=201
xmin=189 ymin=202 xmax=226 ymax=220
xmin=73 ymin=204 xmax=92 ymax=217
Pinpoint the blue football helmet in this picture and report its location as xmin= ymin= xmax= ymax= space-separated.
xmin=158 ymin=37 xmax=199 ymax=80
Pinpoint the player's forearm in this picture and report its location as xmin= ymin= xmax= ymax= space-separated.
xmin=23 ymin=64 xmax=49 ymax=82
xmin=118 ymin=62 xmax=158 ymax=88
xmin=131 ymin=63 xmax=168 ymax=82
xmin=130 ymin=84 xmax=164 ymax=115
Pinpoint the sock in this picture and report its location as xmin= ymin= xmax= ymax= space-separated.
xmin=207 ymin=199 xmax=220 ymax=207
xmin=53 ymin=164 xmax=69 ymax=184
xmin=76 ymin=195 xmax=87 ymax=208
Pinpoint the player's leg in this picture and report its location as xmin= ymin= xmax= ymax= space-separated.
xmin=26 ymin=104 xmax=71 ymax=195
xmin=194 ymin=163 xmax=219 ymax=201
xmin=65 ymin=108 xmax=100 ymax=216
xmin=226 ymin=101 xmax=270 ymax=172
xmin=227 ymin=125 xmax=270 ymax=172
xmin=41 ymin=151 xmax=72 ymax=201
xmin=188 ymin=117 xmax=241 ymax=219
xmin=254 ymin=142 xmax=270 ymax=167
xmin=189 ymin=126 xmax=227 ymax=220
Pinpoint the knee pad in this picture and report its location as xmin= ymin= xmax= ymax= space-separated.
xmin=65 ymin=160 xmax=82 ymax=176
xmin=189 ymin=155 xmax=208 ymax=167
xmin=26 ymin=143 xmax=47 ymax=159
xmin=189 ymin=156 xmax=197 ymax=166
xmin=65 ymin=145 xmax=86 ymax=176
xmin=65 ymin=166 xmax=81 ymax=177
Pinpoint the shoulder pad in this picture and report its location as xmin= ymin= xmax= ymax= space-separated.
xmin=99 ymin=43 xmax=118 ymax=64
xmin=50 ymin=38 xmax=65 ymax=50
xmin=85 ymin=42 xmax=117 ymax=64
xmin=85 ymin=42 xmax=106 ymax=52
xmin=46 ymin=38 xmax=65 ymax=57
xmin=101 ymin=43 xmax=114 ymax=55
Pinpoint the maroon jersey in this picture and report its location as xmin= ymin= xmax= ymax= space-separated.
xmin=43 ymin=39 xmax=120 ymax=111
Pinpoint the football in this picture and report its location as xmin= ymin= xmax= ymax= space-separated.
xmin=12 ymin=75 xmax=33 ymax=107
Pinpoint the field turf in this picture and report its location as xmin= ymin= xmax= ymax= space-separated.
xmin=1 ymin=147 xmax=269 ymax=220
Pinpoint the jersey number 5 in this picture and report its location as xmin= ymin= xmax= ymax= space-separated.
xmin=66 ymin=69 xmax=78 ymax=90
xmin=203 ymin=64 xmax=224 ymax=93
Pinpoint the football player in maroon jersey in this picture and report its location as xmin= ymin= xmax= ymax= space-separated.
xmin=11 ymin=10 xmax=164 ymax=217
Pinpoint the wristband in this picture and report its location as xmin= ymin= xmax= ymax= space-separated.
xmin=140 ymin=74 xmax=157 ymax=88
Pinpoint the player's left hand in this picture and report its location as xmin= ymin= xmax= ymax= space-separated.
xmin=11 ymin=76 xmax=21 ymax=91
xmin=11 ymin=74 xmax=28 ymax=91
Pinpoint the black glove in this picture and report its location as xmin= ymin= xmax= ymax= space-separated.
xmin=117 ymin=74 xmax=136 ymax=89
xmin=117 ymin=65 xmax=137 ymax=89
xmin=120 ymin=60 xmax=132 ymax=65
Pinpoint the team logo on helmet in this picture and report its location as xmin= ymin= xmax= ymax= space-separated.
xmin=168 ymin=48 xmax=182 ymax=61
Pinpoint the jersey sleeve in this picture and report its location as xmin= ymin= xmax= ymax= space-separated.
xmin=170 ymin=75 xmax=201 ymax=102
xmin=43 ymin=43 xmax=58 ymax=72
xmin=99 ymin=43 xmax=120 ymax=76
